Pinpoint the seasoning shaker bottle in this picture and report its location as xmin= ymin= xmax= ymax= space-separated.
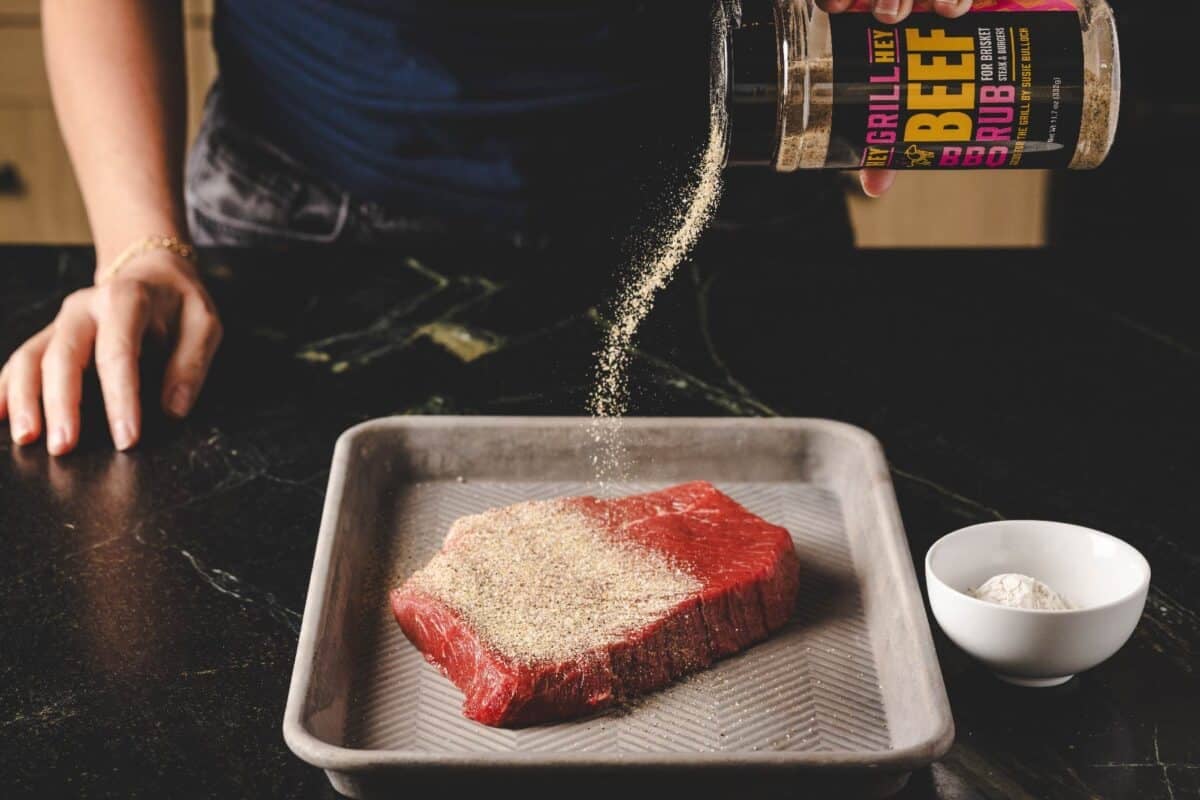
xmin=723 ymin=0 xmax=1120 ymax=170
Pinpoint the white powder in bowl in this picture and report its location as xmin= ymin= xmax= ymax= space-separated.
xmin=968 ymin=573 xmax=1072 ymax=611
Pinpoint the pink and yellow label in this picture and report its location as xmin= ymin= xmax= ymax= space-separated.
xmin=846 ymin=0 xmax=1079 ymax=11
xmin=831 ymin=1 xmax=1086 ymax=168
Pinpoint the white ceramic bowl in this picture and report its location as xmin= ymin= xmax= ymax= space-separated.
xmin=925 ymin=520 xmax=1150 ymax=687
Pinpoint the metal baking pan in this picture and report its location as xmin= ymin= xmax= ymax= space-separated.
xmin=284 ymin=417 xmax=954 ymax=798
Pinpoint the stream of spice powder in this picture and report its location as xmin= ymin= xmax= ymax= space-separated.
xmin=584 ymin=11 xmax=1110 ymax=483
xmin=587 ymin=9 xmax=729 ymax=484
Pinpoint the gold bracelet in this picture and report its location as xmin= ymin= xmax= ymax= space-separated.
xmin=98 ymin=235 xmax=197 ymax=284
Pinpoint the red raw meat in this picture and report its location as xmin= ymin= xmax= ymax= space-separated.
xmin=390 ymin=481 xmax=800 ymax=727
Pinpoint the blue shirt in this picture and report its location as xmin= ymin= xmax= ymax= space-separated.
xmin=213 ymin=1 xmax=699 ymax=227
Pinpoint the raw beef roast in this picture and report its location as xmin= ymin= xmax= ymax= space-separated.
xmin=390 ymin=481 xmax=800 ymax=727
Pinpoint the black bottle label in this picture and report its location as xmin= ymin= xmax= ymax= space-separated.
xmin=829 ymin=6 xmax=1084 ymax=169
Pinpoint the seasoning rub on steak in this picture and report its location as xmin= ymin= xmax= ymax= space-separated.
xmin=390 ymin=481 xmax=800 ymax=727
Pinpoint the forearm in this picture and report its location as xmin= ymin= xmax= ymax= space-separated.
xmin=42 ymin=0 xmax=188 ymax=274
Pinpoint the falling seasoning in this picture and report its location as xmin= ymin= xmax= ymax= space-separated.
xmin=588 ymin=5 xmax=728 ymax=484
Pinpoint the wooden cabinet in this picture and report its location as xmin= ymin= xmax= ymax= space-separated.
xmin=0 ymin=25 xmax=52 ymax=102
xmin=849 ymin=171 xmax=1049 ymax=248
xmin=0 ymin=1 xmax=215 ymax=244
xmin=0 ymin=105 xmax=90 ymax=242
xmin=0 ymin=2 xmax=1046 ymax=247
xmin=0 ymin=18 xmax=85 ymax=243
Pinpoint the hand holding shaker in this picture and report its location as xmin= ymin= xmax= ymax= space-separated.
xmin=722 ymin=0 xmax=1120 ymax=171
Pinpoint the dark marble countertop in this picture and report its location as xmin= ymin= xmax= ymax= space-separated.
xmin=1 ymin=242 xmax=1196 ymax=800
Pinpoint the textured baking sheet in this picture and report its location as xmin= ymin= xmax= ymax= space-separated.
xmin=284 ymin=417 xmax=953 ymax=798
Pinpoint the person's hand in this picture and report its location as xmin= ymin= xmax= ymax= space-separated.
xmin=0 ymin=252 xmax=222 ymax=455
xmin=817 ymin=0 xmax=974 ymax=197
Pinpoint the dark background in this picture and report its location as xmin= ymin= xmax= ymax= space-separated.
xmin=1051 ymin=1 xmax=1200 ymax=244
